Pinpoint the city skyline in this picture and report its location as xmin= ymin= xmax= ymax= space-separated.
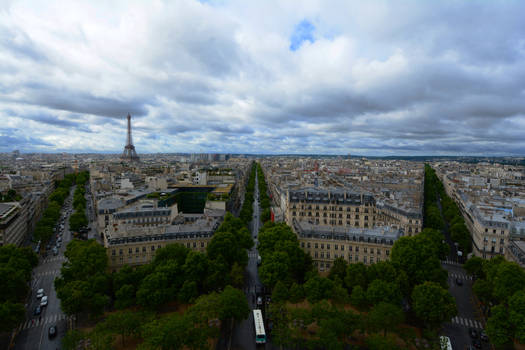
xmin=1 ymin=1 xmax=525 ymax=156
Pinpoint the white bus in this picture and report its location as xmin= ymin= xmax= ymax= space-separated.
xmin=253 ymin=309 xmax=266 ymax=344
xmin=439 ymin=336 xmax=453 ymax=350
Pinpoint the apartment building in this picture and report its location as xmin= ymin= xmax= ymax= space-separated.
xmin=286 ymin=187 xmax=421 ymax=235
xmin=293 ymin=219 xmax=401 ymax=271
xmin=105 ymin=217 xmax=219 ymax=270
xmin=0 ymin=202 xmax=27 ymax=246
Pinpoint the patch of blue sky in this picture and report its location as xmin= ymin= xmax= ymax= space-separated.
xmin=289 ymin=19 xmax=316 ymax=51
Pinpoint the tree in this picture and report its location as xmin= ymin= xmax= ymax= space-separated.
xmin=492 ymin=261 xmax=525 ymax=302
xmin=464 ymin=256 xmax=485 ymax=279
xmin=136 ymin=271 xmax=173 ymax=309
xmin=304 ymin=276 xmax=334 ymax=304
xmin=178 ymin=280 xmax=198 ymax=303
xmin=289 ymin=283 xmax=304 ymax=303
xmin=61 ymin=330 xmax=85 ymax=350
xmin=206 ymin=231 xmax=248 ymax=269
xmin=0 ymin=301 xmax=25 ymax=332
xmin=272 ymin=281 xmax=289 ymax=304
xmin=259 ymin=251 xmax=291 ymax=288
xmin=103 ymin=310 xmax=146 ymax=346
xmin=509 ymin=290 xmax=525 ymax=344
xmin=115 ymin=284 xmax=135 ymax=309
xmin=368 ymin=302 xmax=404 ymax=337
xmin=153 ymin=243 xmax=189 ymax=267
xmin=350 ymin=285 xmax=367 ymax=309
xmin=366 ymin=279 xmax=402 ymax=306
xmin=217 ymin=286 xmax=250 ymax=324
xmin=328 ymin=257 xmax=348 ymax=282
xmin=366 ymin=334 xmax=401 ymax=350
xmin=344 ymin=262 xmax=368 ymax=292
xmin=486 ymin=305 xmax=514 ymax=348
xmin=411 ymin=282 xmax=457 ymax=329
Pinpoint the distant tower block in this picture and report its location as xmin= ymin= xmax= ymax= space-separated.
xmin=121 ymin=113 xmax=140 ymax=162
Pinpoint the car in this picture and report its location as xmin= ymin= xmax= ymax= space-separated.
xmin=469 ymin=328 xmax=478 ymax=339
xmin=257 ymin=296 xmax=263 ymax=306
xmin=455 ymin=278 xmax=463 ymax=286
xmin=266 ymin=295 xmax=271 ymax=304
xmin=57 ymin=237 xmax=62 ymax=243
xmin=480 ymin=330 xmax=489 ymax=342
xmin=472 ymin=339 xmax=482 ymax=349
xmin=52 ymin=247 xmax=58 ymax=256
xmin=40 ymin=295 xmax=48 ymax=307
xmin=36 ymin=288 xmax=45 ymax=299
xmin=48 ymin=325 xmax=57 ymax=338
xmin=56 ymin=242 xmax=61 ymax=248
xmin=34 ymin=305 xmax=42 ymax=316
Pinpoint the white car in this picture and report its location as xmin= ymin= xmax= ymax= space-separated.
xmin=40 ymin=295 xmax=48 ymax=307
xmin=36 ymin=289 xmax=45 ymax=299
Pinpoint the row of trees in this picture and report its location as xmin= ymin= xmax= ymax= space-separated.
xmin=69 ymin=171 xmax=89 ymax=232
xmin=256 ymin=163 xmax=272 ymax=223
xmin=56 ymin=213 xmax=253 ymax=318
xmin=63 ymin=286 xmax=250 ymax=350
xmin=424 ymin=164 xmax=472 ymax=254
xmin=465 ymin=256 xmax=525 ymax=348
xmin=33 ymin=173 xmax=77 ymax=242
xmin=239 ymin=162 xmax=256 ymax=225
xmin=56 ymin=213 xmax=253 ymax=348
xmin=0 ymin=245 xmax=38 ymax=331
xmin=257 ymin=222 xmax=456 ymax=348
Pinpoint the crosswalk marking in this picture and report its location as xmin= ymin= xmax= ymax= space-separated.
xmin=441 ymin=259 xmax=462 ymax=266
xmin=19 ymin=314 xmax=69 ymax=331
xmin=43 ymin=256 xmax=66 ymax=264
xmin=448 ymin=272 xmax=473 ymax=280
xmin=34 ymin=269 xmax=60 ymax=277
xmin=449 ymin=316 xmax=483 ymax=329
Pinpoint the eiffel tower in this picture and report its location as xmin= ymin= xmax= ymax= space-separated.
xmin=121 ymin=113 xmax=139 ymax=162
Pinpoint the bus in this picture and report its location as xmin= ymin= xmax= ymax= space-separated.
xmin=253 ymin=309 xmax=266 ymax=344
xmin=439 ymin=336 xmax=453 ymax=350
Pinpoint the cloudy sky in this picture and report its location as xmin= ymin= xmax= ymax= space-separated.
xmin=1 ymin=0 xmax=524 ymax=155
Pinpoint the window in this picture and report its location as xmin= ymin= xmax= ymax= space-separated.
xmin=307 ymin=242 xmax=311 ymax=248
xmin=363 ymin=256 xmax=367 ymax=263
xmin=364 ymin=247 xmax=367 ymax=253
xmin=500 ymin=238 xmax=504 ymax=244
xmin=377 ymin=249 xmax=381 ymax=255
xmin=370 ymin=248 xmax=374 ymax=254
xmin=136 ymin=247 xmax=139 ymax=253
xmin=355 ymin=255 xmax=359 ymax=261
xmin=355 ymin=208 xmax=359 ymax=212
xmin=341 ymin=245 xmax=345 ymax=251
xmin=326 ymin=252 xmax=330 ymax=259
xmin=501 ymin=230 xmax=505 ymax=235
xmin=119 ymin=249 xmax=123 ymax=255
xmin=339 ymin=220 xmax=342 ymax=225
xmin=111 ymin=249 xmax=115 ymax=256
xmin=321 ymin=244 xmax=324 ymax=249
xmin=327 ymin=244 xmax=330 ymax=249
xmin=386 ymin=250 xmax=390 ymax=256
xmin=193 ymin=242 xmax=197 ymax=248
xmin=365 ymin=208 xmax=369 ymax=213
xmin=315 ymin=252 xmax=318 ymax=258
xmin=320 ymin=252 xmax=324 ymax=258
xmin=142 ymin=247 xmax=146 ymax=252
xmin=315 ymin=243 xmax=318 ymax=249
xmin=335 ymin=244 xmax=338 ymax=250
xmin=201 ymin=242 xmax=205 ymax=248
xmin=355 ymin=222 xmax=359 ymax=226
xmin=499 ymin=247 xmax=504 ymax=253
xmin=349 ymin=254 xmax=352 ymax=261
xmin=301 ymin=242 xmax=305 ymax=248
xmin=355 ymin=246 xmax=359 ymax=252
xmin=292 ymin=211 xmax=296 ymax=216
xmin=370 ymin=257 xmax=374 ymax=263
xmin=485 ymin=228 xmax=488 ymax=233
xmin=365 ymin=216 xmax=368 ymax=220
xmin=356 ymin=215 xmax=360 ymax=219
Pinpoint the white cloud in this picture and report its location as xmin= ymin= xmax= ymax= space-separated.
xmin=0 ymin=0 xmax=524 ymax=155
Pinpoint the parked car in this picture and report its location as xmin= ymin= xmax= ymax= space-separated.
xmin=455 ymin=278 xmax=463 ymax=286
xmin=257 ymin=296 xmax=263 ymax=306
xmin=48 ymin=325 xmax=57 ymax=338
xmin=36 ymin=288 xmax=45 ymax=299
xmin=469 ymin=328 xmax=478 ymax=339
xmin=40 ymin=295 xmax=48 ymax=307
xmin=34 ymin=306 xmax=42 ymax=316
xmin=480 ymin=330 xmax=489 ymax=342
xmin=52 ymin=247 xmax=58 ymax=256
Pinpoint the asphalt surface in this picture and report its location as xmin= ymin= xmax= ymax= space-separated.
xmin=13 ymin=182 xmax=99 ymax=350
xmin=13 ymin=186 xmax=77 ymax=350
xmin=228 ymin=174 xmax=277 ymax=350
xmin=436 ymin=195 xmax=492 ymax=350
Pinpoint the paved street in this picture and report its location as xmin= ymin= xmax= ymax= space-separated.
xmin=228 ymin=173 xmax=277 ymax=350
xmin=437 ymin=195 xmax=491 ymax=350
xmin=13 ymin=185 xmax=79 ymax=350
